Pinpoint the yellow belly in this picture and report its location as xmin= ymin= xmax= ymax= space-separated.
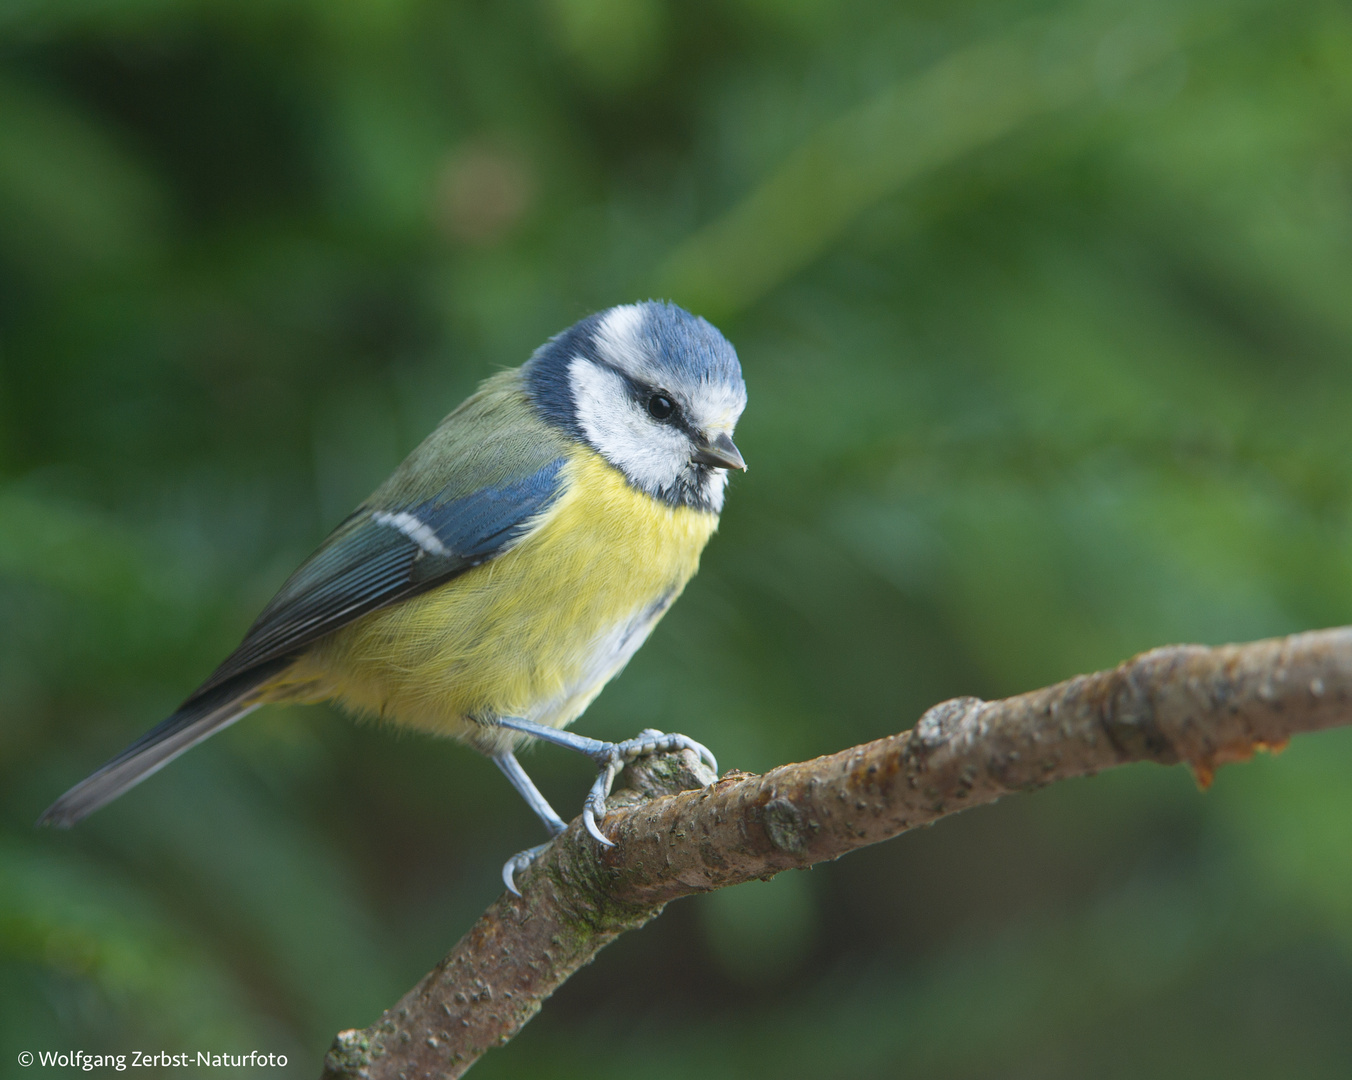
xmin=281 ymin=448 xmax=719 ymax=752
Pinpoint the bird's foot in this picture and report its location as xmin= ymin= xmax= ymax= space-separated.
xmin=492 ymin=717 xmax=717 ymax=856
xmin=580 ymin=728 xmax=717 ymax=848
xmin=501 ymin=841 xmax=553 ymax=896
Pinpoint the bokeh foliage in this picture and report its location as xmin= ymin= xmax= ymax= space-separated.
xmin=3 ymin=0 xmax=1352 ymax=1075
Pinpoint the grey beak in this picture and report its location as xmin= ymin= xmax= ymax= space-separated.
xmin=691 ymin=431 xmax=747 ymax=472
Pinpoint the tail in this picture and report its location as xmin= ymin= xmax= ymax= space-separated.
xmin=38 ymin=658 xmax=292 ymax=828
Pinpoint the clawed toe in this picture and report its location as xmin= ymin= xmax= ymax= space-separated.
xmin=581 ymin=754 xmax=623 ymax=846
xmin=582 ymin=804 xmax=615 ymax=847
xmin=594 ymin=729 xmax=718 ymax=773
xmin=501 ymin=841 xmax=553 ymax=895
xmin=619 ymin=729 xmax=717 ymax=774
xmin=491 ymin=716 xmax=717 ymax=866
xmin=580 ymin=728 xmax=715 ymax=846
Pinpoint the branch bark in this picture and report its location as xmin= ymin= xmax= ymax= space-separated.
xmin=321 ymin=626 xmax=1352 ymax=1080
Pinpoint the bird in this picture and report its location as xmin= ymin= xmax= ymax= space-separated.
xmin=39 ymin=300 xmax=747 ymax=891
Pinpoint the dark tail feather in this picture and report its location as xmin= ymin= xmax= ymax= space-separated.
xmin=38 ymin=659 xmax=292 ymax=828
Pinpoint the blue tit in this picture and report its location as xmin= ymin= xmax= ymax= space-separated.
xmin=40 ymin=300 xmax=747 ymax=890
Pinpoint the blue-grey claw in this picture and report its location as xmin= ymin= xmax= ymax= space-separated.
xmin=493 ymin=717 xmax=717 ymax=863
xmin=496 ymin=719 xmax=718 ymax=863
xmin=582 ymin=805 xmax=615 ymax=847
xmin=502 ymin=842 xmax=552 ymax=895
xmin=689 ymin=739 xmax=718 ymax=775
xmin=577 ymin=729 xmax=716 ymax=850
xmin=583 ymin=760 xmax=620 ymax=847
xmin=628 ymin=729 xmax=716 ymax=775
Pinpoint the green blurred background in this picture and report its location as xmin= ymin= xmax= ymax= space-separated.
xmin=4 ymin=0 xmax=1352 ymax=1075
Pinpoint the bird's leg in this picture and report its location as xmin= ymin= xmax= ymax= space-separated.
xmin=495 ymin=716 xmax=717 ymax=848
xmin=493 ymin=751 xmax=567 ymax=895
xmin=494 ymin=750 xmax=568 ymax=835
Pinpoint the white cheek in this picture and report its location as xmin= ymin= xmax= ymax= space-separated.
xmin=569 ymin=357 xmax=688 ymax=493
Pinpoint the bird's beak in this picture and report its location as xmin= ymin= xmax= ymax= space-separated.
xmin=691 ymin=431 xmax=747 ymax=471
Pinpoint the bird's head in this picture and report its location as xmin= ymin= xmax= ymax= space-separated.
xmin=526 ymin=301 xmax=747 ymax=512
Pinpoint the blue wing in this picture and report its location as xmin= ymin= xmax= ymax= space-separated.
xmin=40 ymin=372 xmax=572 ymax=828
xmin=190 ymin=457 xmax=567 ymax=700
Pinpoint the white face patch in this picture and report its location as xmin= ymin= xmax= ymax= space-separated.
xmin=559 ymin=302 xmax=747 ymax=512
xmin=568 ymin=357 xmax=691 ymax=497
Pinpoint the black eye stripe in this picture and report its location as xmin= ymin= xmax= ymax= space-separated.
xmin=580 ymin=357 xmax=686 ymax=426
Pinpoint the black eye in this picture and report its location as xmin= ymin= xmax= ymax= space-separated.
xmin=646 ymin=393 xmax=676 ymax=421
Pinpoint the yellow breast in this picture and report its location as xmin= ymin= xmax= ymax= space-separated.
xmin=284 ymin=448 xmax=719 ymax=750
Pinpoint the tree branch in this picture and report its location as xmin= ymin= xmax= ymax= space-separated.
xmin=321 ymin=626 xmax=1352 ymax=1079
